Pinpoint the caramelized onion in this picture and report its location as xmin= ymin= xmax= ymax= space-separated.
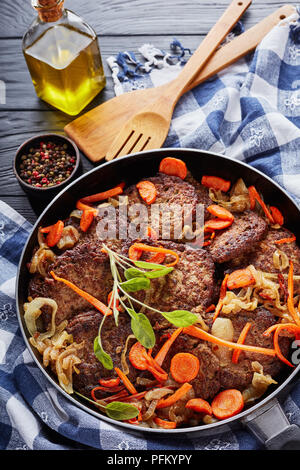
xmin=57 ymin=226 xmax=80 ymax=250
xmin=24 ymin=297 xmax=57 ymax=340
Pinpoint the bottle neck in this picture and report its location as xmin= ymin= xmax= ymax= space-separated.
xmin=32 ymin=0 xmax=64 ymax=23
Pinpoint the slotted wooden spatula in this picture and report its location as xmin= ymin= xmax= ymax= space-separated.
xmin=64 ymin=4 xmax=295 ymax=162
xmin=105 ymin=0 xmax=252 ymax=160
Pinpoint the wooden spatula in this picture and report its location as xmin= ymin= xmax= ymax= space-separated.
xmin=105 ymin=0 xmax=253 ymax=161
xmin=64 ymin=4 xmax=295 ymax=162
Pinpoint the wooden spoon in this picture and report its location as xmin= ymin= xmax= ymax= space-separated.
xmin=64 ymin=4 xmax=295 ymax=162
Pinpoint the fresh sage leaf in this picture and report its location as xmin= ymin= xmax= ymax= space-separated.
xmin=128 ymin=308 xmax=156 ymax=349
xmin=105 ymin=401 xmax=139 ymax=421
xmin=161 ymin=310 xmax=198 ymax=327
xmin=145 ymin=267 xmax=173 ymax=279
xmin=93 ymin=336 xmax=113 ymax=370
xmin=124 ymin=268 xmax=147 ymax=280
xmin=120 ymin=277 xmax=150 ymax=292
xmin=133 ymin=260 xmax=165 ymax=270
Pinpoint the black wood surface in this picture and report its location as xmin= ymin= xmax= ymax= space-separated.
xmin=0 ymin=0 xmax=293 ymax=224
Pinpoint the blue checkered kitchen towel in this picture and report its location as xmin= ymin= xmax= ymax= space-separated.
xmin=2 ymin=9 xmax=300 ymax=451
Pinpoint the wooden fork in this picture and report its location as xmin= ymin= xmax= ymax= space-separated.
xmin=105 ymin=0 xmax=252 ymax=161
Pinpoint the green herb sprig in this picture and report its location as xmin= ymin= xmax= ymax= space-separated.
xmin=75 ymin=391 xmax=139 ymax=421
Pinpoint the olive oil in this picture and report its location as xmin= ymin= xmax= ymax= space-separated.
xmin=23 ymin=1 xmax=106 ymax=115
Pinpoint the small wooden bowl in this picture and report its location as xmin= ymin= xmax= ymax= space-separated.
xmin=13 ymin=133 xmax=82 ymax=199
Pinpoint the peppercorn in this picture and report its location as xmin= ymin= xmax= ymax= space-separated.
xmin=17 ymin=140 xmax=76 ymax=189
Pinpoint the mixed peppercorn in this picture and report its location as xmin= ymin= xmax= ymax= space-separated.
xmin=18 ymin=140 xmax=76 ymax=188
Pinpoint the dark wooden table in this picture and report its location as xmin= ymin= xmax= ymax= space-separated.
xmin=0 ymin=0 xmax=292 ymax=224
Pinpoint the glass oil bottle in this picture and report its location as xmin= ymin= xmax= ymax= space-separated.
xmin=22 ymin=0 xmax=106 ymax=115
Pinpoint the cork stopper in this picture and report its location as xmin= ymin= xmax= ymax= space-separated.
xmin=33 ymin=0 xmax=64 ymax=23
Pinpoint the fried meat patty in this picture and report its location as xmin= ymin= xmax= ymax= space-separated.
xmin=124 ymin=173 xmax=199 ymax=241
xmin=29 ymin=241 xmax=114 ymax=326
xmin=67 ymin=310 xmax=138 ymax=396
xmin=208 ymin=210 xmax=268 ymax=263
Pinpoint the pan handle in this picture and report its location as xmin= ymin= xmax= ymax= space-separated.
xmin=241 ymin=398 xmax=300 ymax=450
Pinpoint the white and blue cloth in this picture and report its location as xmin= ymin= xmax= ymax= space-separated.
xmin=1 ymin=9 xmax=300 ymax=450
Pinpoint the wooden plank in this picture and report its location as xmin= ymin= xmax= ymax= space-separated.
xmin=0 ymin=35 xmax=204 ymax=110
xmin=0 ymin=0 xmax=293 ymax=38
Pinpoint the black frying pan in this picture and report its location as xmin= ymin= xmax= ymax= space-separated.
xmin=16 ymin=148 xmax=300 ymax=449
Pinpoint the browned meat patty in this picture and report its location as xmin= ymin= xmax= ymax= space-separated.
xmin=208 ymin=210 xmax=268 ymax=263
xmin=217 ymin=308 xmax=290 ymax=391
xmin=29 ymin=241 xmax=114 ymax=326
xmin=185 ymin=171 xmax=213 ymax=220
xmin=67 ymin=310 xmax=138 ymax=396
xmin=124 ymin=173 xmax=199 ymax=241
xmin=122 ymin=239 xmax=216 ymax=321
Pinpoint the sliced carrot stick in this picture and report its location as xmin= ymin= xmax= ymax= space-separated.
xmin=232 ymin=322 xmax=252 ymax=364
xmin=159 ymin=157 xmax=187 ymax=180
xmin=115 ymin=367 xmax=137 ymax=395
xmin=263 ymin=322 xmax=300 ymax=337
xmin=274 ymin=327 xmax=294 ymax=367
xmin=269 ymin=206 xmax=284 ymax=226
xmin=147 ymin=226 xmax=158 ymax=240
xmin=130 ymin=243 xmax=179 ymax=267
xmin=80 ymin=209 xmax=95 ymax=232
xmin=91 ymin=385 xmax=125 ymax=401
xmin=116 ymin=391 xmax=147 ymax=402
xmin=204 ymin=219 xmax=233 ymax=232
xmin=207 ymin=205 xmax=234 ymax=221
xmin=170 ymin=352 xmax=200 ymax=383
xmin=201 ymin=175 xmax=231 ymax=192
xmin=205 ymin=304 xmax=216 ymax=313
xmin=185 ymin=398 xmax=212 ymax=415
xmin=45 ymin=220 xmax=64 ymax=247
xmin=99 ymin=377 xmax=120 ymax=387
xmin=275 ymin=234 xmax=296 ymax=245
xmin=153 ymin=417 xmax=177 ymax=429
xmin=80 ymin=183 xmax=125 ymax=204
xmin=156 ymin=383 xmax=192 ymax=409
xmin=154 ymin=327 xmax=183 ymax=366
xmin=136 ymin=181 xmax=157 ymax=205
xmin=76 ymin=200 xmax=98 ymax=216
xmin=146 ymin=364 xmax=168 ymax=383
xmin=227 ymin=268 xmax=256 ymax=290
xmin=211 ymin=389 xmax=244 ymax=420
xmin=50 ymin=271 xmax=112 ymax=316
xmin=40 ymin=225 xmax=53 ymax=234
xmin=248 ymin=186 xmax=274 ymax=223
xmin=213 ymin=274 xmax=229 ymax=322
xmin=183 ymin=325 xmax=276 ymax=356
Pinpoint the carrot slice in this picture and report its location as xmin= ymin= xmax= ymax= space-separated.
xmin=76 ymin=200 xmax=98 ymax=216
xmin=155 ymin=328 xmax=183 ymax=366
xmin=185 ymin=398 xmax=212 ymax=415
xmin=40 ymin=225 xmax=53 ymax=234
xmin=99 ymin=377 xmax=120 ymax=387
xmin=207 ymin=205 xmax=234 ymax=221
xmin=205 ymin=304 xmax=216 ymax=313
xmin=232 ymin=322 xmax=252 ymax=364
xmin=80 ymin=209 xmax=95 ymax=232
xmin=227 ymin=268 xmax=256 ymax=290
xmin=183 ymin=325 xmax=276 ymax=356
xmin=128 ymin=244 xmax=143 ymax=261
xmin=287 ymin=261 xmax=300 ymax=326
xmin=136 ymin=181 xmax=157 ymax=205
xmin=204 ymin=219 xmax=233 ymax=232
xmin=130 ymin=243 xmax=179 ymax=267
xmin=248 ymin=186 xmax=274 ymax=223
xmin=275 ymin=234 xmax=296 ymax=245
xmin=211 ymin=389 xmax=244 ymax=420
xmin=50 ymin=271 xmax=112 ymax=316
xmin=201 ymin=175 xmax=231 ymax=192
xmin=159 ymin=157 xmax=187 ymax=180
xmin=129 ymin=342 xmax=149 ymax=371
xmin=269 ymin=206 xmax=284 ymax=226
xmin=45 ymin=220 xmax=64 ymax=247
xmin=156 ymin=383 xmax=192 ymax=409
xmin=170 ymin=352 xmax=200 ymax=383
xmin=153 ymin=417 xmax=177 ymax=429
xmin=213 ymin=274 xmax=229 ymax=322
xmin=115 ymin=367 xmax=137 ymax=395
xmin=80 ymin=183 xmax=124 ymax=204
